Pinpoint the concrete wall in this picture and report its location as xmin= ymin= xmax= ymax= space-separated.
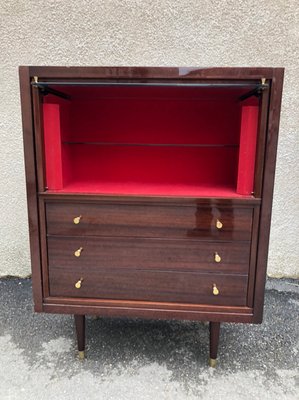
xmin=0 ymin=0 xmax=298 ymax=278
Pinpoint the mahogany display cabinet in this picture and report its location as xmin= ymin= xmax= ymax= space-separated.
xmin=19 ymin=66 xmax=284 ymax=366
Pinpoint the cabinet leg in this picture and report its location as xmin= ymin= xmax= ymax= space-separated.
xmin=74 ymin=315 xmax=85 ymax=360
xmin=209 ymin=322 xmax=220 ymax=367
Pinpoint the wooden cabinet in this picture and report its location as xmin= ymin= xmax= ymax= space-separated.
xmin=19 ymin=66 xmax=284 ymax=366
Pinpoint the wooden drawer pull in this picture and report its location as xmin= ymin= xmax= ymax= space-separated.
xmin=73 ymin=215 xmax=82 ymax=224
xmin=74 ymin=247 xmax=83 ymax=257
xmin=75 ymin=278 xmax=84 ymax=289
xmin=214 ymin=252 xmax=221 ymax=263
xmin=213 ymin=284 xmax=219 ymax=296
xmin=216 ymin=219 xmax=223 ymax=229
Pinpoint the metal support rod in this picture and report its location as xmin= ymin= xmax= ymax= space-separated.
xmin=31 ymin=81 xmax=269 ymax=89
xmin=239 ymin=82 xmax=268 ymax=102
xmin=31 ymin=80 xmax=269 ymax=102
xmin=35 ymin=84 xmax=71 ymax=100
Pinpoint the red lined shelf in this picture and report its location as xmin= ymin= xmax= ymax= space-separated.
xmin=47 ymin=181 xmax=254 ymax=198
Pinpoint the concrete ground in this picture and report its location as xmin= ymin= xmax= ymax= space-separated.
xmin=0 ymin=278 xmax=298 ymax=400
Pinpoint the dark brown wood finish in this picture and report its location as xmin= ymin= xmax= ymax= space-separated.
xmin=38 ymin=200 xmax=50 ymax=298
xmin=74 ymin=315 xmax=85 ymax=353
xmin=49 ymin=268 xmax=248 ymax=306
xmin=27 ymin=66 xmax=277 ymax=80
xmin=47 ymin=236 xmax=250 ymax=274
xmin=44 ymin=296 xmax=252 ymax=314
xmin=19 ymin=66 xmax=43 ymax=311
xmin=253 ymin=84 xmax=270 ymax=197
xmin=41 ymin=192 xmax=261 ymax=205
xmin=46 ymin=202 xmax=253 ymax=241
xmin=44 ymin=303 xmax=254 ymax=323
xmin=246 ymin=205 xmax=260 ymax=307
xmin=19 ymin=66 xmax=284 ymax=365
xmin=31 ymin=86 xmax=45 ymax=192
xmin=253 ymin=68 xmax=284 ymax=322
xmin=209 ymin=322 xmax=221 ymax=364
xmin=43 ymin=296 xmax=254 ymax=323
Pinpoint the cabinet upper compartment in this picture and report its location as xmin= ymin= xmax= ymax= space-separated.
xmin=34 ymin=79 xmax=266 ymax=198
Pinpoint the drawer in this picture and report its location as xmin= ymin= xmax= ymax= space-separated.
xmin=47 ymin=236 xmax=250 ymax=274
xmin=46 ymin=202 xmax=253 ymax=241
xmin=49 ymin=268 xmax=248 ymax=306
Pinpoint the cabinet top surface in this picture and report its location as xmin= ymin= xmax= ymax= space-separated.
xmin=20 ymin=66 xmax=284 ymax=80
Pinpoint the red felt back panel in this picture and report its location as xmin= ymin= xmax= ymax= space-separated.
xmin=237 ymin=106 xmax=259 ymax=195
xmin=68 ymin=145 xmax=238 ymax=186
xmin=70 ymin=98 xmax=240 ymax=145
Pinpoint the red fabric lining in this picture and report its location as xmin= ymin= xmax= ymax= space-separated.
xmin=43 ymin=104 xmax=63 ymax=189
xmin=70 ymin=98 xmax=240 ymax=145
xmin=237 ymin=106 xmax=259 ymax=195
xmin=53 ymin=182 xmax=249 ymax=198
xmin=67 ymin=145 xmax=238 ymax=185
xmin=42 ymin=87 xmax=259 ymax=197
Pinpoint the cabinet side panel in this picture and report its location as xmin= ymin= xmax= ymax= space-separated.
xmin=19 ymin=67 xmax=43 ymax=311
xmin=32 ymin=88 xmax=46 ymax=191
xmin=254 ymin=88 xmax=271 ymax=197
xmin=253 ymin=69 xmax=284 ymax=322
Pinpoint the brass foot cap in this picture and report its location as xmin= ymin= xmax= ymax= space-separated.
xmin=78 ymin=351 xmax=85 ymax=360
xmin=209 ymin=358 xmax=217 ymax=368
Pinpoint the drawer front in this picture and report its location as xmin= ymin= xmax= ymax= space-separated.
xmin=47 ymin=236 xmax=250 ymax=274
xmin=46 ymin=202 xmax=253 ymax=241
xmin=49 ymin=268 xmax=248 ymax=306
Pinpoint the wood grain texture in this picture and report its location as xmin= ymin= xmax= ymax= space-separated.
xmin=19 ymin=66 xmax=43 ymax=311
xmin=46 ymin=202 xmax=253 ymax=241
xmin=254 ymin=86 xmax=270 ymax=197
xmin=31 ymin=87 xmax=45 ymax=192
xmin=47 ymin=236 xmax=250 ymax=274
xmin=19 ymin=66 xmax=284 ymax=327
xmin=44 ymin=296 xmax=252 ymax=314
xmin=49 ymin=268 xmax=248 ymax=306
xmin=74 ymin=315 xmax=85 ymax=352
xmin=247 ymin=205 xmax=260 ymax=307
xmin=253 ymin=68 xmax=284 ymax=322
xmin=27 ymin=66 xmax=277 ymax=80
xmin=43 ymin=296 xmax=253 ymax=323
xmin=209 ymin=322 xmax=221 ymax=360
xmin=43 ymin=302 xmax=254 ymax=323
xmin=38 ymin=200 xmax=50 ymax=297
xmin=41 ymin=193 xmax=261 ymax=205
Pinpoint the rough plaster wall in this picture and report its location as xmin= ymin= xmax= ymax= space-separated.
xmin=0 ymin=0 xmax=298 ymax=278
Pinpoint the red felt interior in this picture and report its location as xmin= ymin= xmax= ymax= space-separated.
xmin=69 ymin=98 xmax=240 ymax=144
xmin=43 ymin=86 xmax=259 ymax=197
xmin=237 ymin=106 xmax=259 ymax=195
xmin=43 ymin=104 xmax=63 ymax=189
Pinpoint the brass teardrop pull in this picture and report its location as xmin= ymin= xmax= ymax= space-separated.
xmin=214 ymin=252 xmax=221 ymax=263
xmin=75 ymin=278 xmax=84 ymax=289
xmin=213 ymin=284 xmax=219 ymax=296
xmin=74 ymin=247 xmax=83 ymax=257
xmin=73 ymin=215 xmax=82 ymax=225
xmin=216 ymin=219 xmax=223 ymax=229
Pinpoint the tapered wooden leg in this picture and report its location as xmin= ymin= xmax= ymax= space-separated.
xmin=209 ymin=322 xmax=220 ymax=367
xmin=74 ymin=315 xmax=85 ymax=360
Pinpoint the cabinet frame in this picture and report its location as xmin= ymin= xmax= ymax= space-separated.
xmin=19 ymin=66 xmax=284 ymax=325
